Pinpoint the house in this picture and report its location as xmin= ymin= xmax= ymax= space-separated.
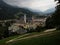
xmin=32 ymin=15 xmax=47 ymax=27
xmin=8 ymin=23 xmax=27 ymax=34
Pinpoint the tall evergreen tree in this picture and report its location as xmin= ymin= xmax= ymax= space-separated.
xmin=45 ymin=0 xmax=60 ymax=29
xmin=52 ymin=0 xmax=60 ymax=27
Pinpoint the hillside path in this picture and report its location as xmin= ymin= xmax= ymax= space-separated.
xmin=6 ymin=28 xmax=56 ymax=43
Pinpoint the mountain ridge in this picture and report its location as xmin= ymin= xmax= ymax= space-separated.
xmin=0 ymin=0 xmax=48 ymax=20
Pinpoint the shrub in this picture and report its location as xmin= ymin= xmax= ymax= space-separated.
xmin=36 ymin=26 xmax=46 ymax=32
xmin=56 ymin=25 xmax=60 ymax=30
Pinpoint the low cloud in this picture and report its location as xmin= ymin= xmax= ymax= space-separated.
xmin=3 ymin=0 xmax=58 ymax=12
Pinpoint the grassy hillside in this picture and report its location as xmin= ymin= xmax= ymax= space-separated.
xmin=0 ymin=30 xmax=60 ymax=45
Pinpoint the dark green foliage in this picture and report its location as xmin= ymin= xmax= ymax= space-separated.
xmin=0 ymin=21 xmax=12 ymax=39
xmin=46 ymin=0 xmax=60 ymax=29
xmin=36 ymin=26 xmax=44 ymax=32
xmin=0 ymin=26 xmax=9 ymax=39
xmin=45 ymin=16 xmax=55 ymax=29
xmin=56 ymin=25 xmax=60 ymax=30
xmin=52 ymin=5 xmax=60 ymax=26
xmin=0 ymin=26 xmax=4 ymax=39
xmin=51 ymin=0 xmax=60 ymax=27
xmin=26 ymin=28 xmax=34 ymax=33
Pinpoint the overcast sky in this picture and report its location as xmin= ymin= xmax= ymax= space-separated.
xmin=3 ymin=0 xmax=58 ymax=12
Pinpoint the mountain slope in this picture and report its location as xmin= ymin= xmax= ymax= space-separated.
xmin=0 ymin=0 xmax=33 ymax=20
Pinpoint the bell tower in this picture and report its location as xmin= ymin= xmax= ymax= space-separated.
xmin=24 ymin=14 xmax=26 ymax=23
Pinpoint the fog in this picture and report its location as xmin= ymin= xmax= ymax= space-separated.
xmin=3 ymin=0 xmax=58 ymax=13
